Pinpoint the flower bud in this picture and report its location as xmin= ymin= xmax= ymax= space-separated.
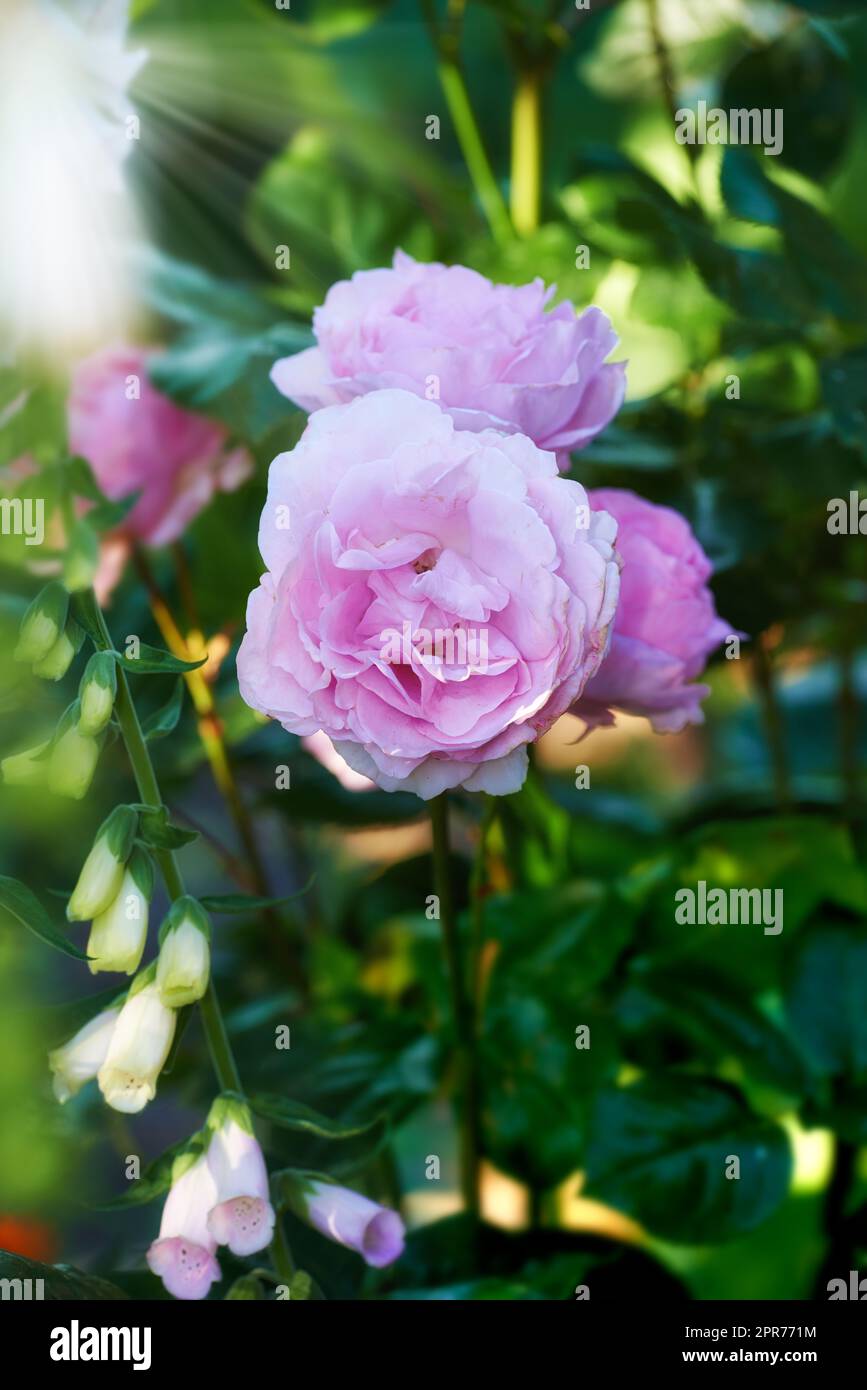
xmin=48 ymin=713 xmax=100 ymax=800
xmin=86 ymin=848 xmax=154 ymax=976
xmin=78 ymin=652 xmax=117 ymax=736
xmin=31 ymin=618 xmax=84 ymax=681
xmin=1 ymin=741 xmax=49 ymax=788
xmin=67 ymin=805 xmax=138 ymax=921
xmin=204 ymin=1096 xmax=275 ymax=1257
xmin=97 ymin=969 xmax=177 ymax=1113
xmin=48 ymin=1004 xmax=122 ymax=1104
xmin=280 ymin=1172 xmax=405 ymax=1268
xmin=63 ymin=519 xmax=100 ymax=593
xmin=14 ymin=582 xmax=69 ymax=663
xmin=156 ymin=896 xmax=211 ymax=1008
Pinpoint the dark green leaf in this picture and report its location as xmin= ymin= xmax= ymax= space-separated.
xmin=250 ymin=1094 xmax=383 ymax=1140
xmin=0 ymin=876 xmax=88 ymax=960
xmin=141 ymin=680 xmax=185 ymax=741
xmin=137 ymin=806 xmax=199 ymax=850
xmin=199 ymin=882 xmax=313 ymax=913
xmin=585 ymin=1077 xmax=791 ymax=1242
xmin=0 ymin=1252 xmax=128 ymax=1301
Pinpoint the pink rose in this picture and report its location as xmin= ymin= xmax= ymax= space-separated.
xmin=574 ymin=488 xmax=731 ymax=733
xmin=237 ymin=389 xmax=620 ymax=799
xmin=68 ymin=345 xmax=252 ymax=548
xmin=271 ymin=251 xmax=626 ymax=468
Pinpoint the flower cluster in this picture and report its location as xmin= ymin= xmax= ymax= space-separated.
xmin=240 ymin=257 xmax=730 ymax=796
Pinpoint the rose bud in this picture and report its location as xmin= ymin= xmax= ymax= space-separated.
xmin=147 ymin=1151 xmax=222 ymax=1301
xmin=14 ymin=581 xmax=69 ymax=664
xmin=281 ymin=1171 xmax=405 ymax=1268
xmin=78 ymin=651 xmax=117 ymax=736
xmin=31 ymin=617 xmax=84 ymax=681
xmin=66 ymin=804 xmax=138 ymax=921
xmin=86 ymin=847 xmax=154 ymax=976
xmin=97 ymin=968 xmax=177 ymax=1113
xmin=48 ymin=1004 xmax=122 ymax=1104
xmin=156 ymin=896 xmax=211 ymax=1008
xmin=204 ymin=1096 xmax=275 ymax=1257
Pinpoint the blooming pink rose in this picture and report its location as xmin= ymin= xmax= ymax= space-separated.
xmin=237 ymin=390 xmax=620 ymax=799
xmin=271 ymin=251 xmax=626 ymax=468
xmin=574 ymin=489 xmax=731 ymax=733
xmin=68 ymin=345 xmax=252 ymax=548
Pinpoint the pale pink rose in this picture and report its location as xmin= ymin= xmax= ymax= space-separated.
xmin=574 ymin=488 xmax=731 ymax=733
xmin=237 ymin=390 xmax=620 ymax=799
xmin=302 ymin=731 xmax=374 ymax=792
xmin=271 ymin=251 xmax=625 ymax=468
xmin=67 ymin=345 xmax=252 ymax=549
xmin=205 ymin=1117 xmax=275 ymax=1258
xmin=147 ymin=1154 xmax=222 ymax=1301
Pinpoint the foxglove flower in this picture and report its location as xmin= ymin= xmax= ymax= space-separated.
xmin=14 ymin=582 xmax=69 ymax=664
xmin=156 ymin=896 xmax=211 ymax=1008
xmin=67 ymin=805 xmax=137 ymax=922
xmin=78 ymin=651 xmax=117 ymax=736
xmin=204 ymin=1096 xmax=275 ymax=1257
xmin=283 ymin=1172 xmax=405 ymax=1269
xmin=147 ymin=1152 xmax=222 ymax=1301
xmin=86 ymin=847 xmax=153 ymax=976
xmin=97 ymin=971 xmax=176 ymax=1113
xmin=48 ymin=1004 xmax=122 ymax=1104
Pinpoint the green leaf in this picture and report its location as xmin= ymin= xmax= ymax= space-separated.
xmin=821 ymin=349 xmax=867 ymax=454
xmin=141 ymin=680 xmax=185 ymax=741
xmin=94 ymin=1131 xmax=207 ymax=1210
xmin=584 ymin=1077 xmax=791 ymax=1243
xmin=136 ymin=805 xmax=199 ymax=850
xmin=785 ymin=921 xmax=867 ymax=1082
xmin=0 ymin=876 xmax=88 ymax=960
xmin=198 ymin=883 xmax=312 ymax=913
xmin=722 ymin=26 xmax=853 ymax=181
xmin=621 ymin=968 xmax=807 ymax=1105
xmin=250 ymin=1094 xmax=383 ymax=1140
xmin=113 ymin=643 xmax=205 ymax=674
xmin=0 ymin=1252 xmax=128 ymax=1301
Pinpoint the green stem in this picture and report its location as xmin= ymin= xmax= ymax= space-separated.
xmin=752 ymin=632 xmax=791 ymax=811
xmin=435 ymin=61 xmax=512 ymax=245
xmin=510 ymin=69 xmax=542 ymax=236
xmin=76 ymin=590 xmax=287 ymax=1256
xmin=429 ymin=794 xmax=481 ymax=1220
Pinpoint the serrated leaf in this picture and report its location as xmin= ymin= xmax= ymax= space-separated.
xmin=250 ymin=1094 xmax=382 ymax=1140
xmin=0 ymin=876 xmax=88 ymax=960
